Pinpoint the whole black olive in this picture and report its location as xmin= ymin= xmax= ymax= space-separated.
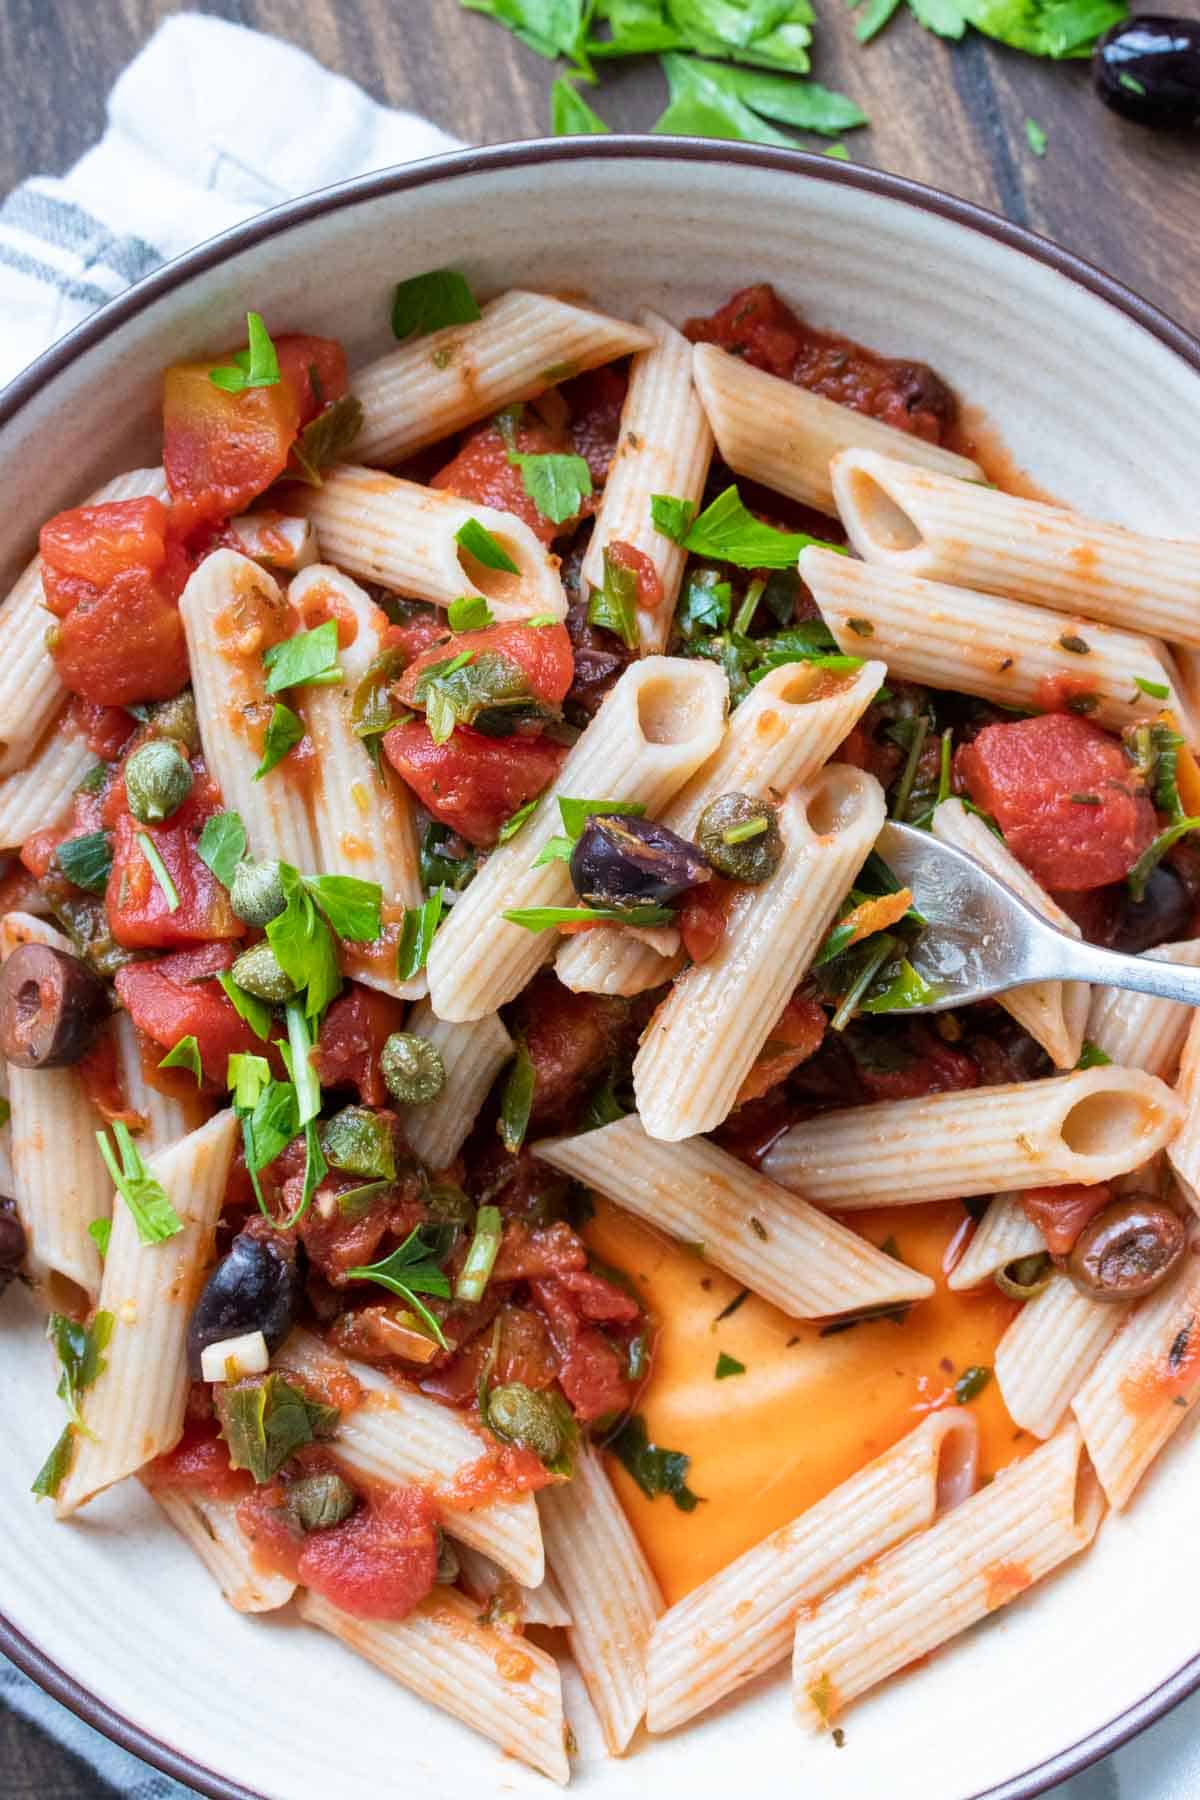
xmin=570 ymin=814 xmax=710 ymax=908
xmin=187 ymin=1229 xmax=303 ymax=1375
xmin=0 ymin=943 xmax=109 ymax=1068
xmin=1095 ymin=15 xmax=1200 ymax=126
xmin=0 ymin=1195 xmax=26 ymax=1297
xmin=1113 ymin=862 xmax=1192 ymax=954
xmin=1067 ymin=1194 xmax=1186 ymax=1302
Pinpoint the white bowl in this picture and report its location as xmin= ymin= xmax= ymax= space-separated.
xmin=3 ymin=138 xmax=1200 ymax=1800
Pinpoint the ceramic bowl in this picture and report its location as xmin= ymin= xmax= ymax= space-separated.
xmin=3 ymin=138 xmax=1200 ymax=1800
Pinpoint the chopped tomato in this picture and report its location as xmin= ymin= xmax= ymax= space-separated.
xmin=274 ymin=334 xmax=349 ymax=427
xmin=432 ymin=417 xmax=580 ymax=544
xmin=397 ymin=620 xmax=574 ymax=710
xmin=852 ymin=1024 xmax=979 ymax=1101
xmin=492 ymin=1220 xmax=589 ymax=1283
xmin=106 ymin=769 xmax=243 ymax=950
xmin=163 ymin=364 xmax=300 ymax=532
xmin=66 ymin=696 xmax=134 ymax=761
xmin=382 ymin=615 xmax=451 ymax=665
xmin=383 ymin=719 xmax=566 ymax=848
xmin=296 ymin=1484 xmax=438 ymax=1621
xmin=736 ymin=993 xmax=827 ymax=1105
xmin=1033 ymin=673 xmax=1099 ymax=715
xmin=299 ymin=1190 xmax=392 ymax=1284
xmin=607 ymin=540 xmax=663 ymax=611
xmin=40 ymin=498 xmax=190 ymax=706
xmin=310 ymin=983 xmax=405 ymax=1106
xmin=1021 ymin=1183 xmax=1112 ymax=1258
xmin=955 ymin=714 xmax=1157 ymax=892
xmin=143 ymin=1413 xmax=251 ymax=1500
xmin=557 ymin=1267 xmax=641 ymax=1324
xmin=77 ymin=1025 xmax=140 ymax=1128
xmin=679 ymin=880 xmax=733 ymax=965
xmin=114 ymin=944 xmax=268 ymax=1085
xmin=530 ymin=1276 xmax=635 ymax=1423
xmin=421 ymin=1303 xmax=560 ymax=1406
xmin=513 ymin=971 xmax=631 ymax=1128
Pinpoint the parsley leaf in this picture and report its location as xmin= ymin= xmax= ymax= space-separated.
xmin=218 ymin=971 xmax=274 ymax=1041
xmin=656 ymin=53 xmax=866 ymax=139
xmin=511 ymin=451 xmax=593 ymax=525
xmin=715 ymin=1351 xmax=746 ymax=1378
xmin=397 ymin=891 xmax=446 ymax=979
xmin=267 ymin=867 xmax=343 ymax=1019
xmin=158 ymin=1036 xmax=204 ymax=1086
xmin=209 ymin=312 xmax=281 ymax=393
xmin=48 ymin=1310 xmax=114 ymax=1426
xmin=559 ymin=797 xmax=647 ymax=838
xmin=300 ymin=873 xmax=382 ymax=942
xmin=651 ymin=493 xmax=698 ymax=540
xmin=87 ymin=1218 xmax=111 ymax=1259
xmin=215 ymin=1373 xmax=339 ymax=1484
xmin=96 ymin=1121 xmax=184 ymax=1245
xmin=1133 ymin=675 xmax=1170 ymax=701
xmin=197 ymin=812 xmax=247 ymax=888
xmin=1076 ymin=1040 xmax=1112 ymax=1070
xmin=455 ymin=517 xmax=521 ymax=574
xmin=254 ymin=703 xmax=305 ymax=780
xmin=288 ymin=394 xmax=364 ymax=486
xmin=347 ymin=1226 xmax=454 ymax=1348
xmin=463 ymin=0 xmax=595 ymax=71
xmin=660 ymin=483 xmax=841 ymax=568
xmin=607 ymin=1413 xmax=702 ymax=1510
xmin=136 ymin=833 xmax=180 ymax=913
xmin=448 ymin=594 xmax=494 ymax=631
xmin=31 ymin=1424 xmax=76 ymax=1500
xmin=1025 ymin=115 xmax=1048 ymax=155
xmin=263 ymin=620 xmax=343 ymax=695
xmin=498 ymin=1041 xmax=536 ymax=1153
xmin=391 ymin=268 xmax=482 ymax=340
xmin=588 ymin=545 xmax=640 ymax=648
xmin=498 ymin=797 xmax=541 ymax=841
xmin=552 ymin=73 xmax=612 ymax=132
xmin=56 ymin=831 xmax=113 ymax=895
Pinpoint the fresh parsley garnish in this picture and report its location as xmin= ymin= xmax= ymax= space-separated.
xmin=196 ymin=811 xmax=247 ymax=887
xmin=656 ymin=482 xmax=841 ymax=568
xmin=498 ymin=797 xmax=542 ymax=841
xmin=263 ymin=620 xmax=343 ymax=695
xmin=264 ymin=865 xmax=382 ymax=1017
xmin=49 ymin=1310 xmax=114 ymax=1425
xmin=218 ymin=971 xmax=274 ymax=1041
xmin=136 ymin=833 xmax=180 ymax=913
xmin=587 ymin=546 xmax=640 ymax=649
xmin=209 ymin=312 xmax=281 ymax=393
xmin=607 ymin=1413 xmax=702 ymax=1511
xmin=454 ymin=518 xmax=521 ymax=574
xmin=503 ymin=902 xmax=674 ymax=930
xmin=56 ymin=831 xmax=113 ymax=895
xmin=397 ymin=891 xmax=446 ymax=980
xmin=391 ymin=268 xmax=482 ymax=341
xmin=31 ymin=1425 xmax=76 ymax=1500
xmin=551 ymin=73 xmax=611 ymax=133
xmin=95 ymin=1121 xmax=183 ymax=1245
xmin=497 ymin=1041 xmax=535 ymax=1153
xmin=715 ymin=1352 xmax=746 ymax=1379
xmin=157 ymin=1035 xmax=204 ymax=1086
xmin=87 ymin=1218 xmax=111 ymax=1259
xmin=1076 ymin=1040 xmax=1112 ymax=1070
xmin=534 ymin=796 xmax=646 ymax=865
xmin=1133 ymin=675 xmax=1170 ymax=701
xmin=254 ymin=703 xmax=305 ymax=780
xmin=215 ymin=1373 xmax=339 ymax=1484
xmin=447 ymin=594 xmax=494 ymax=631
xmin=288 ymin=394 xmax=364 ymax=486
xmin=346 ymin=1226 xmax=454 ymax=1348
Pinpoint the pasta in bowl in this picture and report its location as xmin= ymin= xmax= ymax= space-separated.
xmin=3 ymin=141 xmax=1200 ymax=1800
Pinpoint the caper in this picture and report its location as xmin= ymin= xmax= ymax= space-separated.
xmin=0 ymin=1195 xmax=27 ymax=1298
xmin=287 ymin=1471 xmax=356 ymax=1532
xmin=321 ymin=1105 xmax=397 ymax=1181
xmin=435 ymin=1528 xmax=460 ymax=1584
xmin=994 ymin=1251 xmax=1053 ymax=1301
xmin=485 ymin=1382 xmax=565 ymax=1464
xmin=124 ymin=738 xmax=193 ymax=825
xmin=696 ymin=793 xmax=783 ymax=883
xmin=230 ymin=860 xmax=287 ymax=927
xmin=145 ymin=689 xmax=200 ymax=754
xmin=423 ymin=1180 xmax=474 ymax=1226
xmin=230 ymin=942 xmax=298 ymax=1003
xmin=380 ymin=1031 xmax=446 ymax=1105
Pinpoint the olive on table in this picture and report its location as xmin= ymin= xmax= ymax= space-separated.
xmin=380 ymin=1031 xmax=446 ymax=1106
xmin=486 ymin=1382 xmax=565 ymax=1463
xmin=231 ymin=942 xmax=298 ymax=1003
xmin=1113 ymin=862 xmax=1192 ymax=954
xmin=230 ymin=860 xmax=287 ymax=927
xmin=1095 ymin=15 xmax=1200 ymax=126
xmin=1067 ymin=1194 xmax=1186 ymax=1302
xmin=0 ymin=942 xmax=109 ymax=1068
xmin=0 ymin=1196 xmax=26 ymax=1297
xmin=696 ymin=793 xmax=784 ymax=883
xmin=123 ymin=738 xmax=193 ymax=824
xmin=569 ymin=814 xmax=710 ymax=908
xmin=187 ymin=1230 xmax=303 ymax=1376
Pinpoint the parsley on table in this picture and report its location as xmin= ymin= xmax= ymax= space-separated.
xmin=209 ymin=311 xmax=280 ymax=393
xmin=1024 ymin=115 xmax=1048 ymax=155
xmin=606 ymin=1413 xmax=702 ymax=1511
xmin=96 ymin=1122 xmax=183 ymax=1245
xmin=391 ymin=268 xmax=482 ymax=340
xmin=551 ymin=73 xmax=612 ymax=131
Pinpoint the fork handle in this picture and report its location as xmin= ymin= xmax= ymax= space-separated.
xmin=1040 ymin=928 xmax=1200 ymax=1010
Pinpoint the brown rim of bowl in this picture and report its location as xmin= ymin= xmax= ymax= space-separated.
xmin=2 ymin=134 xmax=1199 ymax=1799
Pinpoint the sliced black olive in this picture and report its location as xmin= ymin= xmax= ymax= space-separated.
xmin=1095 ymin=15 xmax=1200 ymax=126
xmin=187 ymin=1229 xmax=304 ymax=1376
xmin=570 ymin=814 xmax=710 ymax=908
xmin=0 ymin=943 xmax=109 ymax=1068
xmin=1113 ymin=862 xmax=1192 ymax=954
xmin=1067 ymin=1194 xmax=1186 ymax=1302
xmin=696 ymin=793 xmax=784 ymax=883
xmin=0 ymin=1196 xmax=26 ymax=1297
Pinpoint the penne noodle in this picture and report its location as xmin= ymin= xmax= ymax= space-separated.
xmin=763 ymin=1066 xmax=1184 ymax=1209
xmin=791 ymin=1422 xmax=1102 ymax=1730
xmin=1073 ymin=1234 xmax=1200 ymax=1507
xmin=946 ymin=1193 xmax=1045 ymax=1293
xmin=0 ymin=467 xmax=168 ymax=776
xmin=1168 ymin=1010 xmax=1200 ymax=1214
xmin=534 ymin=1114 xmax=934 ymax=1316
xmin=287 ymin=565 xmax=423 ymax=996
xmin=833 ymin=448 xmax=1200 ymax=648
xmin=0 ymin=1062 xmax=13 ymax=1196
xmin=932 ymin=799 xmax=1088 ymax=1069
xmin=179 ymin=550 xmax=319 ymax=871
xmin=0 ymin=715 xmax=94 ymax=850
xmin=691 ymin=343 xmax=982 ymax=516
xmin=646 ymin=1409 xmax=978 ymax=1734
xmin=225 ymin=510 xmax=318 ymax=572
xmin=580 ymin=310 xmax=714 ymax=653
xmin=426 ymin=656 xmax=727 ymax=1022
xmin=539 ymin=1443 xmax=663 ymax=1755
xmin=634 ymin=763 xmax=885 ymax=1141
xmin=802 ymin=546 xmax=1197 ymax=740
xmin=284 ymin=465 xmax=566 ymax=622
xmin=148 ymin=1484 xmax=296 ymax=1613
xmin=2 ymin=911 xmax=110 ymax=1307
xmin=352 ymin=288 xmax=653 ymax=466
xmin=1088 ymin=939 xmax=1200 ymax=1082
xmin=57 ymin=1111 xmax=239 ymax=1516
xmin=299 ymin=1587 xmax=569 ymax=1785
xmin=395 ymin=999 xmax=513 ymax=1170
xmin=555 ymin=658 xmax=885 ymax=997
xmin=274 ymin=1330 xmax=543 ymax=1585
xmin=994 ymin=1273 xmax=1127 ymax=1439
xmin=452 ymin=1542 xmax=571 ymax=1629
xmin=113 ymin=1011 xmax=209 ymax=1155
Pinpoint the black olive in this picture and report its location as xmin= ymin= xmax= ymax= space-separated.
xmin=1113 ymin=862 xmax=1192 ymax=954
xmin=187 ymin=1230 xmax=304 ymax=1376
xmin=570 ymin=814 xmax=710 ymax=908
xmin=1067 ymin=1194 xmax=1186 ymax=1302
xmin=888 ymin=361 xmax=958 ymax=434
xmin=0 ymin=1195 xmax=26 ymax=1297
xmin=0 ymin=943 xmax=109 ymax=1068
xmin=1095 ymin=15 xmax=1200 ymax=126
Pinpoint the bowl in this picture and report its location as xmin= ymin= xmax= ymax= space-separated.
xmin=3 ymin=136 xmax=1200 ymax=1800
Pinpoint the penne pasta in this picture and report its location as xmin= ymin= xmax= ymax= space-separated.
xmin=1088 ymin=939 xmax=1200 ymax=1081
xmin=394 ymin=999 xmax=513 ymax=1170
xmin=273 ymin=1330 xmax=544 ymax=1585
xmin=763 ymin=1066 xmax=1184 ymax=1209
xmin=634 ymin=764 xmax=885 ymax=1141
xmin=579 ymin=310 xmax=714 ymax=653
xmin=225 ymin=510 xmax=318 ymax=572
xmin=452 ymin=1542 xmax=571 ymax=1629
xmin=113 ymin=1011 xmax=209 ymax=1155
xmin=179 ymin=550 xmax=319 ymax=871
xmin=932 ymin=798 xmax=1088 ymax=1069
xmin=994 ymin=1273 xmax=1127 ymax=1439
xmin=352 ymin=288 xmax=653 ymax=465
xmin=2 ymin=911 xmax=110 ymax=1307
xmin=56 ymin=1110 xmax=239 ymax=1516
xmin=791 ymin=1423 xmax=1102 ymax=1730
xmin=946 ymin=1193 xmax=1045 ymax=1293
xmin=148 ymin=1484 xmax=296 ymax=1613
xmin=539 ymin=1443 xmax=663 ymax=1755
xmin=832 ymin=448 xmax=1200 ymax=648
xmin=646 ymin=1409 xmax=978 ymax=1733
xmin=426 ymin=657 xmax=727 ymax=1022
xmin=299 ymin=1586 xmax=570 ymax=1785
xmin=802 ymin=546 xmax=1198 ymax=740
xmin=1073 ymin=1234 xmax=1200 ymax=1507
xmin=0 ymin=715 xmax=94 ymax=850
xmin=1168 ymin=1010 xmax=1200 ymax=1214
xmin=534 ymin=1114 xmax=934 ymax=1316
xmin=691 ymin=343 xmax=982 ymax=516
xmin=284 ymin=465 xmax=567 ymax=622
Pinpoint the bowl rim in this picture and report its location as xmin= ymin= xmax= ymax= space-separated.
xmin=3 ymin=132 xmax=1200 ymax=1800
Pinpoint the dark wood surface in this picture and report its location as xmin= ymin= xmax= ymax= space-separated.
xmin=0 ymin=2 xmax=1198 ymax=1794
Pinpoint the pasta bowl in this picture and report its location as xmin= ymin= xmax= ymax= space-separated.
xmin=3 ymin=137 xmax=1200 ymax=1800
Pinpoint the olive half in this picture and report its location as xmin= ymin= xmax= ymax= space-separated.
xmin=0 ymin=942 xmax=109 ymax=1068
xmin=1067 ymin=1194 xmax=1186 ymax=1302
xmin=187 ymin=1229 xmax=304 ymax=1376
xmin=570 ymin=814 xmax=710 ymax=908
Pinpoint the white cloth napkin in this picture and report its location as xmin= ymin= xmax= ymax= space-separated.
xmin=1 ymin=11 xmax=1199 ymax=1799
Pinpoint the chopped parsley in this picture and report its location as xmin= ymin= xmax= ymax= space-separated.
xmin=157 ymin=1036 xmax=204 ymax=1086
xmin=209 ymin=311 xmax=280 ymax=393
xmin=216 ymin=1373 xmax=339 ymax=1484
xmin=56 ymin=831 xmax=113 ymax=895
xmin=288 ymin=394 xmax=364 ymax=486
xmin=503 ymin=902 xmax=675 ymax=931
xmin=447 ymin=594 xmax=494 ymax=631
xmin=1024 ymin=116 xmax=1048 ymax=156
xmin=263 ymin=620 xmax=343 ymax=695
xmin=254 ymin=703 xmax=305 ymax=780
xmin=196 ymin=811 xmax=247 ymax=888
xmin=715 ymin=1352 xmax=746 ymax=1379
xmin=607 ymin=1413 xmax=702 ymax=1511
xmin=392 ymin=268 xmax=481 ymax=341
xmin=1075 ymin=1040 xmax=1112 ymax=1070
xmin=455 ymin=517 xmax=520 ymax=574
xmin=656 ymin=483 xmax=842 ymax=569
xmin=497 ymin=1042 xmax=536 ymax=1153
xmin=346 ymin=1225 xmax=454 ymax=1347
xmin=588 ymin=546 xmax=640 ymax=649
xmin=397 ymin=891 xmax=446 ymax=980
xmin=96 ymin=1121 xmax=183 ymax=1245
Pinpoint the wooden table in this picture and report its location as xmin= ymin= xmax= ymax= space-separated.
xmin=0 ymin=1 xmax=1197 ymax=1794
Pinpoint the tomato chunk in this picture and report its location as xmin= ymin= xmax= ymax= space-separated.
xmin=679 ymin=880 xmax=733 ymax=965
xmin=310 ymin=983 xmax=406 ymax=1106
xmin=736 ymin=993 xmax=827 ymax=1105
xmin=296 ymin=1484 xmax=438 ymax=1620
xmin=383 ymin=719 xmax=566 ymax=848
xmin=144 ymin=1413 xmax=250 ymax=1500
xmin=114 ymin=944 xmax=267 ymax=1084
xmin=432 ymin=418 xmax=579 ymax=545
xmin=607 ymin=540 xmax=663 ymax=611
xmin=163 ymin=364 xmax=300 ymax=532
xmin=530 ymin=1276 xmax=635 ymax=1423
xmin=40 ymin=498 xmax=190 ymax=707
xmin=513 ymin=970 xmax=630 ymax=1128
xmin=274 ymin=334 xmax=349 ymax=427
xmin=955 ymin=714 xmax=1157 ymax=892
xmin=397 ymin=621 xmax=574 ymax=710
xmin=106 ymin=769 xmax=243 ymax=950
xmin=1021 ymin=1183 xmax=1111 ymax=1258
